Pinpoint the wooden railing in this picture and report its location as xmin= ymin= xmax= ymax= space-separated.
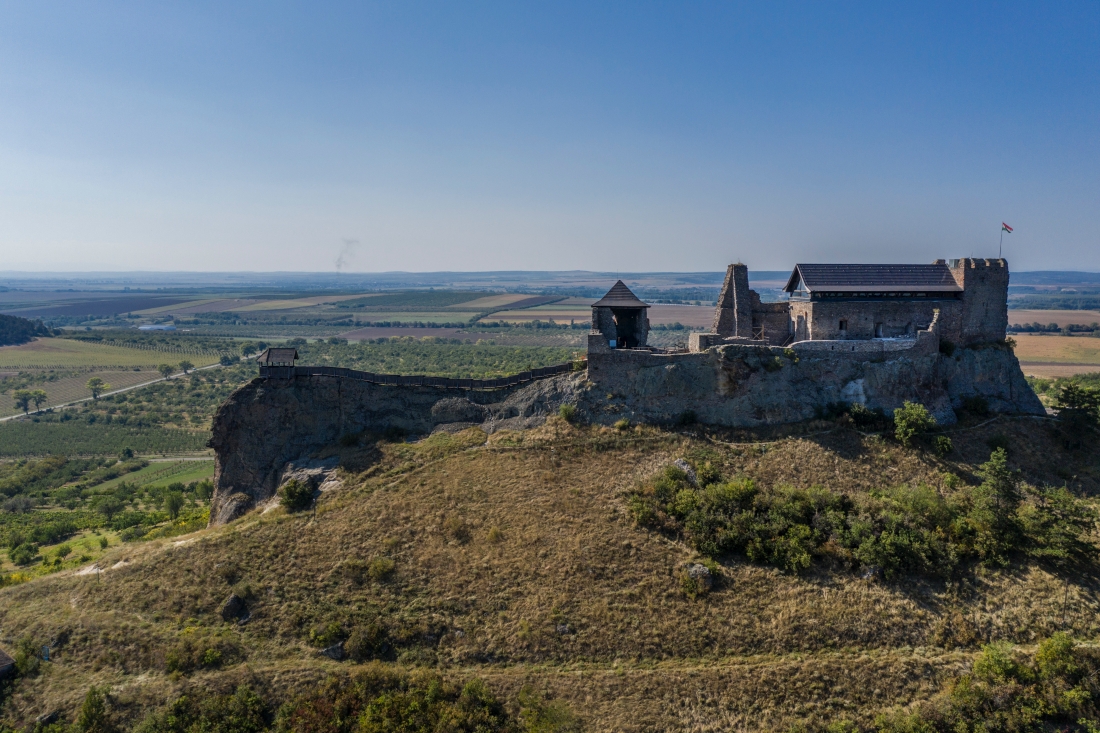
xmin=258 ymin=360 xmax=585 ymax=390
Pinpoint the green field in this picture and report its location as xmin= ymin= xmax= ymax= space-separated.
xmin=93 ymin=459 xmax=214 ymax=491
xmin=0 ymin=422 xmax=210 ymax=457
xmin=0 ymin=369 xmax=160 ymax=418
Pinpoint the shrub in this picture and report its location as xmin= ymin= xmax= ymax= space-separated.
xmin=627 ymin=450 xmax=1098 ymax=580
xmin=962 ymin=395 xmax=990 ymax=416
xmin=98 ymin=536 xmax=109 ymax=549
xmin=77 ymin=686 xmax=115 ymax=733
xmin=893 ymin=401 xmax=936 ymax=447
xmin=613 ymin=418 xmax=631 ymax=431
xmin=279 ymin=479 xmax=314 ymax=512
xmin=339 ymin=432 xmax=359 ymax=447
xmin=939 ymin=339 xmax=956 ymax=356
xmin=134 ymin=685 xmax=267 ymax=733
xmin=487 ymin=526 xmax=504 ymax=543
xmin=368 ymin=556 xmax=396 ymax=582
xmin=345 ymin=623 xmax=392 ymax=662
xmin=677 ymin=409 xmax=697 ymax=426
xmin=558 ymin=403 xmax=577 ymax=423
xmin=986 ymin=434 xmax=1011 ymax=454
xmin=10 ymin=543 xmax=37 ymax=566
xmin=934 ymin=435 xmax=954 ymax=456
xmin=443 ymin=515 xmax=471 ymax=543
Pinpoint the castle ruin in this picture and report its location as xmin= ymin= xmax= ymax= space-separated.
xmin=208 ymin=256 xmax=1043 ymax=525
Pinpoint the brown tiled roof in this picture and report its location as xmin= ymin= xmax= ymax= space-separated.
xmin=783 ymin=264 xmax=962 ymax=293
xmin=257 ymin=347 xmax=299 ymax=364
xmin=591 ymin=280 xmax=649 ymax=308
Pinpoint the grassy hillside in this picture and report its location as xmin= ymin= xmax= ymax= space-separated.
xmin=0 ymin=413 xmax=1098 ymax=731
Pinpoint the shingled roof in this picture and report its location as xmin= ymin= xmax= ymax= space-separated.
xmin=783 ymin=264 xmax=962 ymax=294
xmin=591 ymin=280 xmax=649 ymax=308
xmin=257 ymin=347 xmax=299 ymax=365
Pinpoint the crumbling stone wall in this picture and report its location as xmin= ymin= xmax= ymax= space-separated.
xmin=586 ymin=340 xmax=1042 ymax=427
xmin=208 ymin=373 xmax=583 ymax=525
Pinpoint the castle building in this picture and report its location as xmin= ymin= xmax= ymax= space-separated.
xmin=688 ymin=257 xmax=1009 ymax=351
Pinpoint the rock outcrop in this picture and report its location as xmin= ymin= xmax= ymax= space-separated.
xmin=209 ymin=343 xmax=1042 ymax=526
xmin=208 ymin=373 xmax=584 ymax=524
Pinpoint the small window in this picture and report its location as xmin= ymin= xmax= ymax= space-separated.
xmin=838 ymin=319 xmax=847 ymax=332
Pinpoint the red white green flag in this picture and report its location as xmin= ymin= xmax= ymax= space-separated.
xmin=1002 ymin=222 xmax=1013 ymax=233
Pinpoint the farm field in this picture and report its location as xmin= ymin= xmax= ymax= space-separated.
xmin=234 ymin=293 xmax=373 ymax=311
xmin=0 ymin=339 xmax=220 ymax=369
xmin=0 ymin=422 xmax=211 ymax=457
xmin=1009 ymin=309 xmax=1100 ymax=327
xmin=0 ymin=369 xmax=157 ymax=418
xmin=444 ymin=293 xmax=531 ymax=309
xmin=647 ymin=304 xmax=714 ymax=328
xmin=1013 ymin=334 xmax=1100 ymax=364
xmin=349 ymin=311 xmax=482 ymax=323
xmin=93 ymin=459 xmax=215 ymax=491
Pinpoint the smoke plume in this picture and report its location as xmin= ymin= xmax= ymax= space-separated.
xmin=335 ymin=239 xmax=359 ymax=273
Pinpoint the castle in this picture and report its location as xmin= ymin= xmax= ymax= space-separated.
xmin=588 ymin=257 xmax=1009 ymax=354
xmin=209 ymin=257 xmax=1042 ymax=525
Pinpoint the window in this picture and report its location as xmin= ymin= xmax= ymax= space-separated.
xmin=838 ymin=319 xmax=847 ymax=332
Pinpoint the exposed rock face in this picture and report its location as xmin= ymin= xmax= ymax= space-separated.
xmin=584 ymin=342 xmax=1043 ymax=428
xmin=209 ymin=343 xmax=1041 ymax=526
xmin=209 ymin=373 xmax=585 ymax=524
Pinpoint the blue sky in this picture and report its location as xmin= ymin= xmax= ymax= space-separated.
xmin=0 ymin=2 xmax=1097 ymax=273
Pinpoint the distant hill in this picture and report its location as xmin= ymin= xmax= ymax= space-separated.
xmin=0 ymin=314 xmax=52 ymax=347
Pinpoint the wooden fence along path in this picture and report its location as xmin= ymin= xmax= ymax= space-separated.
xmin=259 ymin=360 xmax=583 ymax=390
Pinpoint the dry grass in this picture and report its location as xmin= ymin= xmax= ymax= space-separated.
xmin=0 ymin=339 xmax=219 ymax=370
xmin=1013 ymin=334 xmax=1100 ymax=365
xmin=1 ymin=419 xmax=1098 ymax=730
xmin=1009 ymin=309 xmax=1100 ymax=327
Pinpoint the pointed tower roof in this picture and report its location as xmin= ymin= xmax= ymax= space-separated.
xmin=592 ymin=280 xmax=649 ymax=308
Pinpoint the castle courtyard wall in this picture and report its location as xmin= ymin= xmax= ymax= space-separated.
xmin=789 ymin=298 xmax=959 ymax=341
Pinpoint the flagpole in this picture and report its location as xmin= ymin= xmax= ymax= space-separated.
xmin=999 ymin=228 xmax=1003 ymax=258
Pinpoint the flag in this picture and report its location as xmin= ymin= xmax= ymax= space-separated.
xmin=1002 ymin=223 xmax=1013 ymax=233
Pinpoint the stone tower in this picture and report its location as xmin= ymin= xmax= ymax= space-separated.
xmin=947 ymin=258 xmax=1009 ymax=345
xmin=713 ymin=263 xmax=753 ymax=338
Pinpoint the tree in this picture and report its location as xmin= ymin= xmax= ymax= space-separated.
xmin=77 ymin=686 xmax=115 ymax=733
xmin=119 ymin=447 xmax=134 ymax=460
xmin=12 ymin=389 xmax=32 ymax=414
xmin=279 ymin=479 xmax=314 ymax=512
xmin=240 ymin=342 xmax=258 ymax=357
xmin=893 ymin=401 xmax=936 ymax=447
xmin=30 ymin=389 xmax=47 ymax=412
xmin=178 ymin=360 xmax=194 ymax=374
xmin=86 ymin=377 xmax=110 ymax=400
xmin=165 ymin=492 xmax=184 ymax=520
xmin=95 ymin=496 xmax=124 ymax=521
xmin=158 ymin=364 xmax=174 ymax=380
xmin=966 ymin=448 xmax=1023 ymax=565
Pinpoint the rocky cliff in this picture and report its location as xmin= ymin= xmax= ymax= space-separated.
xmin=208 ymin=372 xmax=583 ymax=524
xmin=209 ymin=343 xmax=1042 ymax=526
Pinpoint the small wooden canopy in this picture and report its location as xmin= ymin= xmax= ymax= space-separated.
xmin=591 ymin=280 xmax=649 ymax=308
xmin=257 ymin=347 xmax=299 ymax=366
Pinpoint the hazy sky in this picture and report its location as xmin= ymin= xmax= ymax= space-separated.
xmin=1 ymin=2 xmax=1097 ymax=273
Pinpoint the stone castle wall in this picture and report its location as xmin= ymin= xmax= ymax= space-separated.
xmin=949 ymin=258 xmax=1009 ymax=345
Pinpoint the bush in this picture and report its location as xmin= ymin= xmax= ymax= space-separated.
xmin=77 ymin=686 xmax=115 ymax=733
xmin=279 ymin=479 xmax=314 ymax=512
xmin=934 ymin=435 xmax=954 ymax=456
xmin=134 ymin=685 xmax=267 ymax=733
xmin=368 ymin=556 xmax=396 ymax=582
xmin=894 ymin=401 xmax=936 ymax=447
xmin=613 ymin=418 xmax=631 ymax=431
xmin=10 ymin=543 xmax=37 ymax=566
xmin=867 ymin=633 xmax=1100 ymax=731
xmin=962 ymin=395 xmax=990 ymax=416
xmin=627 ymin=450 xmax=1098 ymax=579
xmin=558 ymin=403 xmax=577 ymax=423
